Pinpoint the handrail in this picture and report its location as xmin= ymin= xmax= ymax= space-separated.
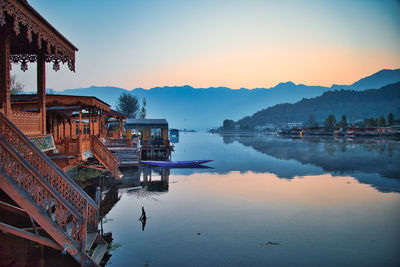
xmin=0 ymin=112 xmax=98 ymax=225
xmin=91 ymin=135 xmax=121 ymax=178
xmin=0 ymin=136 xmax=84 ymax=247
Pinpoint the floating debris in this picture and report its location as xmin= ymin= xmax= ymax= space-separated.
xmin=196 ymin=232 xmax=201 ymax=235
xmin=265 ymin=241 xmax=280 ymax=245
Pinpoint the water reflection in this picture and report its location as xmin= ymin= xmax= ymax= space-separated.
xmin=121 ymin=168 xmax=170 ymax=193
xmin=170 ymin=133 xmax=400 ymax=192
xmin=103 ymin=169 xmax=400 ymax=267
xmin=80 ymin=133 xmax=400 ymax=266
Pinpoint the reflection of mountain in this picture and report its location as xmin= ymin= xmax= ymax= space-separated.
xmin=230 ymin=134 xmax=400 ymax=192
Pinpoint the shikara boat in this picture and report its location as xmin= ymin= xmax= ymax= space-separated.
xmin=141 ymin=160 xmax=213 ymax=167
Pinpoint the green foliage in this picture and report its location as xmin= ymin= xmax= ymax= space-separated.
xmin=388 ymin=112 xmax=394 ymax=126
xmin=116 ymin=92 xmax=139 ymax=118
xmin=10 ymin=74 xmax=24 ymax=95
xmin=306 ymin=113 xmax=318 ymax=127
xmin=235 ymin=82 xmax=400 ymax=128
xmin=223 ymin=119 xmax=234 ymax=130
xmin=139 ymin=97 xmax=147 ymax=118
xmin=377 ymin=115 xmax=387 ymax=127
xmin=324 ymin=114 xmax=336 ymax=130
xmin=337 ymin=115 xmax=348 ymax=128
xmin=364 ymin=117 xmax=377 ymax=127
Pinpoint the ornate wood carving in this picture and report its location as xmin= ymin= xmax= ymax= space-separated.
xmin=91 ymin=135 xmax=121 ymax=178
xmin=11 ymin=110 xmax=40 ymax=135
xmin=0 ymin=136 xmax=84 ymax=248
xmin=1 ymin=0 xmax=76 ymax=71
xmin=0 ymin=112 xmax=98 ymax=227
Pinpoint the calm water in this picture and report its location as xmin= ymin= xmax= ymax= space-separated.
xmin=103 ymin=133 xmax=400 ymax=267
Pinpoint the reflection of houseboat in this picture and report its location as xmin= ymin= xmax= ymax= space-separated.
xmin=125 ymin=119 xmax=173 ymax=159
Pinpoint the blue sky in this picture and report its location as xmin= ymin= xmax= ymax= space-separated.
xmin=12 ymin=0 xmax=400 ymax=91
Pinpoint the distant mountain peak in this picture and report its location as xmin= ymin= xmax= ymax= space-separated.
xmin=275 ymin=81 xmax=296 ymax=88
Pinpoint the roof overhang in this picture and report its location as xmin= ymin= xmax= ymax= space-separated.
xmin=0 ymin=0 xmax=78 ymax=71
xmin=11 ymin=94 xmax=111 ymax=112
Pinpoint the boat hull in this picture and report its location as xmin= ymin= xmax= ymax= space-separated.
xmin=141 ymin=160 xmax=213 ymax=167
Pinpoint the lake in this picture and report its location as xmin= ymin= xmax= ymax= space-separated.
xmin=102 ymin=133 xmax=400 ymax=267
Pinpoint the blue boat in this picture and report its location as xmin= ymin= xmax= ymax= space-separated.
xmin=170 ymin=128 xmax=179 ymax=137
xmin=141 ymin=160 xmax=213 ymax=167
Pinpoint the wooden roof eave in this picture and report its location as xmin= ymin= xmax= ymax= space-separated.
xmin=1 ymin=0 xmax=78 ymax=71
xmin=11 ymin=94 xmax=111 ymax=112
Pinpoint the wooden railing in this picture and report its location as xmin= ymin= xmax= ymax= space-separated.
xmin=0 ymin=136 xmax=86 ymax=259
xmin=0 ymin=112 xmax=98 ymax=226
xmin=91 ymin=135 xmax=121 ymax=178
xmin=102 ymin=137 xmax=128 ymax=147
xmin=11 ymin=111 xmax=41 ymax=135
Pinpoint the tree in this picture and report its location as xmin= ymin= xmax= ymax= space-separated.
xmin=337 ymin=115 xmax=348 ymax=129
xmin=10 ymin=74 xmax=24 ymax=95
xmin=377 ymin=115 xmax=386 ymax=127
xmin=139 ymin=97 xmax=147 ymax=119
xmin=364 ymin=117 xmax=377 ymax=127
xmin=306 ymin=113 xmax=318 ymax=127
xmin=388 ymin=112 xmax=394 ymax=126
xmin=116 ymin=92 xmax=139 ymax=118
xmin=324 ymin=114 xmax=336 ymax=130
xmin=223 ymin=119 xmax=234 ymax=130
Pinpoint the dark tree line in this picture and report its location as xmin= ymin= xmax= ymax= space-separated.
xmin=116 ymin=92 xmax=147 ymax=118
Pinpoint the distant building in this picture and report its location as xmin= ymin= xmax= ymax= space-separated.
xmin=125 ymin=118 xmax=172 ymax=159
xmin=280 ymin=122 xmax=304 ymax=128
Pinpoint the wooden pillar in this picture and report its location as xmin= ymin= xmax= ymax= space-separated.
xmin=0 ymin=27 xmax=11 ymax=117
xmin=92 ymin=109 xmax=96 ymax=135
xmin=62 ymin=119 xmax=67 ymax=154
xmin=119 ymin=117 xmax=123 ymax=137
xmin=98 ymin=110 xmax=102 ymax=137
xmin=52 ymin=114 xmax=57 ymax=139
xmin=69 ymin=119 xmax=73 ymax=140
xmin=37 ymin=53 xmax=46 ymax=134
xmin=56 ymin=117 xmax=60 ymax=141
xmin=78 ymin=109 xmax=83 ymax=157
xmin=88 ymin=108 xmax=92 ymax=137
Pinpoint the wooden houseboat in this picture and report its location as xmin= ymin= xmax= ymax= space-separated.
xmin=125 ymin=118 xmax=172 ymax=159
xmin=0 ymin=1 xmax=132 ymax=265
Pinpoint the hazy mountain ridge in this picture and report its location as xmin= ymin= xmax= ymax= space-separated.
xmin=54 ymin=69 xmax=400 ymax=129
xmin=236 ymin=82 xmax=400 ymax=128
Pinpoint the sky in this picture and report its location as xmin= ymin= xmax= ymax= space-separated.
xmin=11 ymin=0 xmax=400 ymax=91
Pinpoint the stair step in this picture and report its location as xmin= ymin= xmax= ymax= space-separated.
xmin=120 ymin=161 xmax=139 ymax=166
xmin=91 ymin=242 xmax=108 ymax=265
xmin=116 ymin=156 xmax=139 ymax=160
xmin=86 ymin=232 xmax=97 ymax=251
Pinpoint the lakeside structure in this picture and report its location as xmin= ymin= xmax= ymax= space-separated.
xmin=0 ymin=1 xmax=134 ymax=265
xmin=126 ymin=118 xmax=172 ymax=159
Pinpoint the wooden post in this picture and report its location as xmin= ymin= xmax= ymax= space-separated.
xmin=0 ymin=27 xmax=11 ymax=117
xmin=81 ymin=199 xmax=88 ymax=267
xmin=88 ymin=108 xmax=92 ymax=137
xmin=63 ymin=119 xmax=67 ymax=154
xmin=69 ymin=119 xmax=73 ymax=140
xmin=78 ymin=109 xmax=83 ymax=157
xmin=37 ymin=53 xmax=46 ymax=134
xmin=98 ymin=110 xmax=102 ymax=137
xmin=95 ymin=187 xmax=100 ymax=231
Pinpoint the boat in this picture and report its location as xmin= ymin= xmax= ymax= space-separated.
xmin=141 ymin=160 xmax=213 ymax=167
xmin=170 ymin=128 xmax=179 ymax=137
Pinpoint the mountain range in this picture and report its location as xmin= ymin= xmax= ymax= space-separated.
xmin=236 ymin=82 xmax=400 ymax=129
xmin=51 ymin=68 xmax=400 ymax=129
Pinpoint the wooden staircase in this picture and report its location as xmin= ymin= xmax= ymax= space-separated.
xmin=108 ymin=146 xmax=140 ymax=167
xmin=0 ymin=112 xmax=108 ymax=266
xmin=91 ymin=135 xmax=123 ymax=178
